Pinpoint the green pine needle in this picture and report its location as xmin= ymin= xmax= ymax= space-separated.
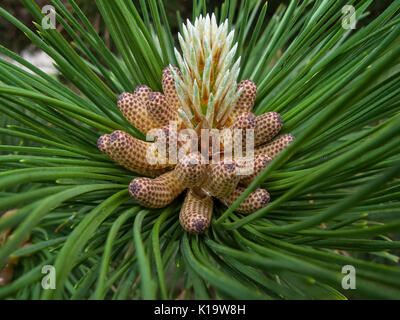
xmin=0 ymin=0 xmax=399 ymax=300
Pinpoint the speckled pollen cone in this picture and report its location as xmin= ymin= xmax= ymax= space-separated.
xmin=202 ymin=159 xmax=240 ymax=198
xmin=239 ymin=153 xmax=272 ymax=186
xmin=129 ymin=170 xmax=186 ymax=208
xmin=96 ymin=14 xmax=296 ymax=234
xmin=174 ymin=152 xmax=206 ymax=187
xmin=231 ymin=111 xmax=256 ymax=154
xmin=255 ymin=133 xmax=295 ymax=159
xmin=232 ymin=112 xmax=256 ymax=130
xmin=146 ymin=92 xmax=177 ymax=128
xmin=97 ymin=130 xmax=172 ymax=176
xmin=230 ymin=80 xmax=257 ymax=121
xmin=179 ymin=190 xmax=213 ymax=234
xmin=255 ymin=112 xmax=282 ymax=146
xmin=118 ymin=86 xmax=158 ymax=134
xmin=219 ymin=186 xmax=270 ymax=214
xmin=162 ymin=66 xmax=182 ymax=111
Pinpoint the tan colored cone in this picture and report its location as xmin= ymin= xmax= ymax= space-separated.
xmin=152 ymin=125 xmax=173 ymax=149
xmin=118 ymin=86 xmax=157 ymax=134
xmin=232 ymin=112 xmax=256 ymax=130
xmin=231 ymin=111 xmax=256 ymax=154
xmin=97 ymin=133 xmax=111 ymax=154
xmin=174 ymin=152 xmax=206 ymax=187
xmin=219 ymin=186 xmax=270 ymax=214
xmin=255 ymin=134 xmax=294 ymax=159
xmin=162 ymin=66 xmax=182 ymax=111
xmin=255 ymin=112 xmax=282 ymax=146
xmin=239 ymin=153 xmax=272 ymax=186
xmin=146 ymin=92 xmax=177 ymax=128
xmin=97 ymin=130 xmax=172 ymax=176
xmin=230 ymin=80 xmax=257 ymax=121
xmin=152 ymin=123 xmax=186 ymax=147
xmin=129 ymin=170 xmax=186 ymax=208
xmin=202 ymin=159 xmax=240 ymax=198
xmin=179 ymin=190 xmax=213 ymax=234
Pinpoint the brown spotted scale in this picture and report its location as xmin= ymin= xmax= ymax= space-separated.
xmin=97 ymin=14 xmax=294 ymax=233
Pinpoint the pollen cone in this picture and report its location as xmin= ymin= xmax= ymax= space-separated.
xmin=129 ymin=170 xmax=186 ymax=208
xmin=219 ymin=186 xmax=270 ymax=214
xmin=179 ymin=189 xmax=213 ymax=234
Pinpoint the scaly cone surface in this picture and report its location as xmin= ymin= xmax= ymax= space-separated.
xmin=98 ymin=14 xmax=294 ymax=234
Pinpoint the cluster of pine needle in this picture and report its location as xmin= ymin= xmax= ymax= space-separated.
xmin=0 ymin=0 xmax=400 ymax=299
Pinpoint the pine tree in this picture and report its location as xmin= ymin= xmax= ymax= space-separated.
xmin=0 ymin=0 xmax=399 ymax=299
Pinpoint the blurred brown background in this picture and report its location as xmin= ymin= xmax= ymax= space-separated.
xmin=0 ymin=0 xmax=393 ymax=52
